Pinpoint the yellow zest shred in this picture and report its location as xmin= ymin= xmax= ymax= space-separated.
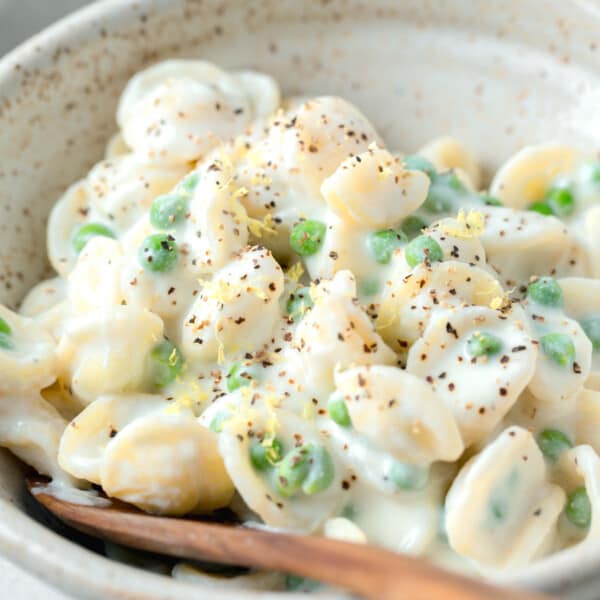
xmin=286 ymin=261 xmax=304 ymax=283
xmin=439 ymin=209 xmax=485 ymax=239
xmin=489 ymin=296 xmax=504 ymax=310
xmin=302 ymin=401 xmax=316 ymax=422
xmin=168 ymin=348 xmax=179 ymax=367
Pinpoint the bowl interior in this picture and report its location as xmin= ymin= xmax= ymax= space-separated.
xmin=1 ymin=0 xmax=600 ymax=598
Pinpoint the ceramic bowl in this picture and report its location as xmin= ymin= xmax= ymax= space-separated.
xmin=1 ymin=1 xmax=600 ymax=598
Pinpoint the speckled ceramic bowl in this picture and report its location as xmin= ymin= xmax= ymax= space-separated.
xmin=1 ymin=1 xmax=600 ymax=598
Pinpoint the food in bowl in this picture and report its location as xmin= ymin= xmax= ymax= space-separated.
xmin=1 ymin=58 xmax=600 ymax=585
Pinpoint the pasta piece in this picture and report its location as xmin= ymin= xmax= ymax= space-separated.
xmin=320 ymin=144 xmax=429 ymax=228
xmin=67 ymin=237 xmax=125 ymax=313
xmin=86 ymin=154 xmax=187 ymax=231
xmin=583 ymin=206 xmax=600 ymax=279
xmin=332 ymin=365 xmax=463 ymax=464
xmin=445 ymin=426 xmax=565 ymax=568
xmin=58 ymin=393 xmax=170 ymax=483
xmin=0 ymin=392 xmax=72 ymax=482
xmin=525 ymin=309 xmax=591 ymax=405
xmin=100 ymin=414 xmax=234 ymax=515
xmin=0 ymin=305 xmax=57 ymax=393
xmin=560 ymin=277 xmax=600 ymax=384
xmin=417 ymin=137 xmax=481 ymax=189
xmin=46 ymin=181 xmax=90 ymax=277
xmin=56 ymin=306 xmax=164 ymax=404
xmin=117 ymin=60 xmax=280 ymax=164
xmin=263 ymin=96 xmax=381 ymax=197
xmin=407 ymin=306 xmax=536 ymax=446
xmin=347 ymin=485 xmax=441 ymax=556
xmin=507 ymin=387 xmax=576 ymax=445
xmin=323 ymin=517 xmax=367 ymax=544
xmin=213 ymin=400 xmax=343 ymax=530
xmin=119 ymin=217 xmax=200 ymax=324
xmin=19 ymin=277 xmax=66 ymax=318
xmin=302 ymin=213 xmax=381 ymax=285
xmin=556 ymin=445 xmax=600 ymax=542
xmin=377 ymin=261 xmax=503 ymax=353
xmin=104 ymin=132 xmax=130 ymax=158
xmin=479 ymin=207 xmax=576 ymax=287
xmin=575 ymin=389 xmax=600 ymax=454
xmin=489 ymin=144 xmax=580 ymax=210
xmin=181 ymin=246 xmax=284 ymax=361
xmin=294 ymin=271 xmax=396 ymax=392
xmin=426 ymin=214 xmax=488 ymax=267
xmin=183 ymin=160 xmax=250 ymax=274
xmin=42 ymin=382 xmax=86 ymax=422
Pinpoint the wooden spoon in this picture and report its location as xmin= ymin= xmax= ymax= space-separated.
xmin=28 ymin=479 xmax=552 ymax=600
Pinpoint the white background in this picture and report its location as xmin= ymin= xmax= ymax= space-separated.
xmin=0 ymin=2 xmax=94 ymax=598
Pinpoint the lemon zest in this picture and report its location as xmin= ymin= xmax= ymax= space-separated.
xmin=286 ymin=262 xmax=304 ymax=283
xmin=439 ymin=209 xmax=485 ymax=239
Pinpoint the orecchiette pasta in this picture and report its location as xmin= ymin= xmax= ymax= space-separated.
xmin=3 ymin=59 xmax=600 ymax=584
xmin=117 ymin=60 xmax=280 ymax=165
xmin=445 ymin=427 xmax=565 ymax=568
xmin=417 ymin=137 xmax=482 ymax=190
xmin=489 ymin=143 xmax=580 ymax=210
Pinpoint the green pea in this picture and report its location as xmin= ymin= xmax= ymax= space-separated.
xmin=301 ymin=445 xmax=335 ymax=495
xmin=138 ymin=234 xmax=178 ymax=272
xmin=71 ymin=223 xmax=116 ymax=253
xmin=0 ymin=317 xmax=13 ymax=351
xmin=537 ymin=429 xmax=573 ymax=462
xmin=275 ymin=444 xmax=334 ymax=497
xmin=565 ymin=487 xmax=591 ymax=528
xmin=249 ymin=437 xmax=283 ymax=471
xmin=180 ymin=172 xmax=200 ymax=194
xmin=527 ymin=277 xmax=563 ymax=307
xmin=401 ymin=214 xmax=428 ymax=239
xmin=580 ymin=316 xmax=600 ymax=351
xmin=405 ymin=235 xmax=443 ymax=268
xmin=368 ymin=229 xmax=407 ymax=265
xmin=209 ymin=411 xmax=230 ymax=433
xmin=541 ymin=333 xmax=576 ymax=367
xmin=545 ymin=185 xmax=575 ymax=217
xmin=390 ymin=461 xmax=429 ymax=491
xmin=149 ymin=193 xmax=188 ymax=229
xmin=226 ymin=362 xmax=258 ymax=392
xmin=285 ymin=575 xmax=320 ymax=592
xmin=341 ymin=504 xmax=357 ymax=520
xmin=275 ymin=446 xmax=312 ymax=497
xmin=480 ymin=194 xmax=502 ymax=207
xmin=466 ymin=331 xmax=503 ymax=358
xmin=422 ymin=171 xmax=468 ymax=214
xmin=289 ymin=220 xmax=326 ymax=256
xmin=529 ymin=201 xmax=554 ymax=216
xmin=403 ymin=155 xmax=437 ymax=180
xmin=286 ymin=287 xmax=313 ymax=321
xmin=358 ymin=278 xmax=380 ymax=297
xmin=328 ymin=395 xmax=351 ymax=427
xmin=150 ymin=340 xmax=183 ymax=387
xmin=422 ymin=173 xmax=460 ymax=213
xmin=490 ymin=497 xmax=508 ymax=521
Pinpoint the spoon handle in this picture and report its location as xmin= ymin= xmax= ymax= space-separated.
xmin=32 ymin=489 xmax=551 ymax=600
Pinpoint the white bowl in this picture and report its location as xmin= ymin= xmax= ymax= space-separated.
xmin=1 ymin=1 xmax=600 ymax=598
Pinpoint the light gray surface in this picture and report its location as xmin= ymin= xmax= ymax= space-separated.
xmin=0 ymin=0 xmax=93 ymax=55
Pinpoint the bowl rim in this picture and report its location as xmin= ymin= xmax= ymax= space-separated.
xmin=1 ymin=0 xmax=600 ymax=597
